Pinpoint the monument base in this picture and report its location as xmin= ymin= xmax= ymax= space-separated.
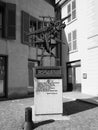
xmin=31 ymin=106 xmax=70 ymax=122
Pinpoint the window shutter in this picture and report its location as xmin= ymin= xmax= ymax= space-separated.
xmin=67 ymin=4 xmax=71 ymax=22
xmin=21 ymin=11 xmax=30 ymax=44
xmin=5 ymin=3 xmax=16 ymax=39
xmin=0 ymin=1 xmax=6 ymax=38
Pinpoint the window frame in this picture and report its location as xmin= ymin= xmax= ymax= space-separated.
xmin=68 ymin=29 xmax=77 ymax=52
xmin=72 ymin=30 xmax=77 ymax=50
xmin=67 ymin=0 xmax=76 ymax=23
xmin=29 ymin=16 xmax=38 ymax=47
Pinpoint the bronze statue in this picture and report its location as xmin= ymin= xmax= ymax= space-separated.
xmin=28 ymin=14 xmax=71 ymax=65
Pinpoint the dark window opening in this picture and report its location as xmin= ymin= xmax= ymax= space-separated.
xmin=0 ymin=3 xmax=5 ymax=38
xmin=29 ymin=18 xmax=38 ymax=47
xmin=0 ymin=2 xmax=16 ymax=39
xmin=21 ymin=11 xmax=49 ymax=48
xmin=0 ymin=8 xmax=3 ymax=38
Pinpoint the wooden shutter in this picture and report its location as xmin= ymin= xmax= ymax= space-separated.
xmin=5 ymin=3 xmax=16 ymax=39
xmin=0 ymin=1 xmax=5 ymax=38
xmin=21 ymin=11 xmax=29 ymax=44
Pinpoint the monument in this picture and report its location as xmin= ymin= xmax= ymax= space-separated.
xmin=34 ymin=66 xmax=62 ymax=121
xmin=27 ymin=14 xmax=70 ymax=121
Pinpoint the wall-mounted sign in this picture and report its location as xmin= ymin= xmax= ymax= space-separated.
xmin=83 ymin=73 xmax=87 ymax=79
xmin=35 ymin=66 xmax=62 ymax=78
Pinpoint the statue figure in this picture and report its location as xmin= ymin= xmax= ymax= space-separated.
xmin=28 ymin=14 xmax=71 ymax=65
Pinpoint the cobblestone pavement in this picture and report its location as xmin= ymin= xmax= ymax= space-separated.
xmin=0 ymin=98 xmax=33 ymax=130
xmin=0 ymin=96 xmax=98 ymax=130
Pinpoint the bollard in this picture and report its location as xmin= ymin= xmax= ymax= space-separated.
xmin=24 ymin=107 xmax=34 ymax=130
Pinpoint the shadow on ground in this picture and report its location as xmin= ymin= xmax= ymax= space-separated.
xmin=33 ymin=119 xmax=55 ymax=128
xmin=23 ymin=120 xmax=55 ymax=129
xmin=25 ymin=99 xmax=98 ymax=129
xmin=63 ymin=99 xmax=98 ymax=115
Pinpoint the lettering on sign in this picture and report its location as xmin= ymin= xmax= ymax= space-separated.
xmin=35 ymin=67 xmax=62 ymax=78
xmin=37 ymin=69 xmax=61 ymax=75
xmin=36 ymin=79 xmax=58 ymax=94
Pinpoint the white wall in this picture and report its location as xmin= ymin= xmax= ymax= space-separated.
xmin=61 ymin=0 xmax=98 ymax=95
xmin=81 ymin=0 xmax=98 ymax=95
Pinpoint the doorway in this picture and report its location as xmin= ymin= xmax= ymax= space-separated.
xmin=28 ymin=60 xmax=38 ymax=95
xmin=0 ymin=56 xmax=7 ymax=97
xmin=67 ymin=61 xmax=81 ymax=92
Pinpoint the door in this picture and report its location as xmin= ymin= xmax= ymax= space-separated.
xmin=28 ymin=60 xmax=38 ymax=95
xmin=67 ymin=64 xmax=81 ymax=92
xmin=74 ymin=66 xmax=81 ymax=91
xmin=0 ymin=56 xmax=7 ymax=97
xmin=67 ymin=67 xmax=74 ymax=91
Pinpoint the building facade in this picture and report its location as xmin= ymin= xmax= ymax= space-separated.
xmin=60 ymin=0 xmax=98 ymax=96
xmin=0 ymin=0 xmax=56 ymax=99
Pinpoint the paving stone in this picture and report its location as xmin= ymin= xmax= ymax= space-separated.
xmin=0 ymin=95 xmax=98 ymax=130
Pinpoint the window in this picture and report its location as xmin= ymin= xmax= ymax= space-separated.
xmin=21 ymin=11 xmax=44 ymax=47
xmin=29 ymin=17 xmax=38 ymax=47
xmin=0 ymin=2 xmax=16 ymax=39
xmin=67 ymin=0 xmax=76 ymax=23
xmin=72 ymin=0 xmax=76 ymax=20
xmin=68 ymin=30 xmax=77 ymax=52
xmin=6 ymin=3 xmax=16 ymax=39
xmin=67 ymin=4 xmax=71 ymax=22
xmin=72 ymin=30 xmax=77 ymax=50
xmin=0 ymin=10 xmax=3 ymax=38
xmin=68 ymin=32 xmax=71 ymax=51
xmin=21 ymin=11 xmax=30 ymax=44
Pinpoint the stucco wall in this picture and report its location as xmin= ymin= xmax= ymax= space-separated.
xmin=7 ymin=43 xmax=28 ymax=97
xmin=0 ymin=0 xmax=55 ymax=98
